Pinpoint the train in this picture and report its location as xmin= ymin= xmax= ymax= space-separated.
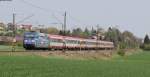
xmin=23 ymin=31 xmax=114 ymax=50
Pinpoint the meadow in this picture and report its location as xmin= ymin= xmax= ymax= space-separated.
xmin=0 ymin=45 xmax=25 ymax=51
xmin=0 ymin=51 xmax=150 ymax=77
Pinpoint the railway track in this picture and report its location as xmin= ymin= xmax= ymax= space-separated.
xmin=0 ymin=50 xmax=115 ymax=58
xmin=0 ymin=49 xmax=114 ymax=52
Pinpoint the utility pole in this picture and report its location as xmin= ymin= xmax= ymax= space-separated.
xmin=13 ymin=13 xmax=16 ymax=33
xmin=96 ymin=24 xmax=100 ymax=51
xmin=97 ymin=24 xmax=100 ymax=40
xmin=63 ymin=11 xmax=66 ymax=36
xmin=62 ymin=11 xmax=67 ymax=52
xmin=12 ymin=13 xmax=16 ymax=52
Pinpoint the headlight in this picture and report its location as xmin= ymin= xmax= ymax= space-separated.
xmin=31 ymin=40 xmax=35 ymax=42
xmin=24 ymin=40 xmax=28 ymax=42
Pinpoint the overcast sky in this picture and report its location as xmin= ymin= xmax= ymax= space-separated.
xmin=0 ymin=0 xmax=150 ymax=38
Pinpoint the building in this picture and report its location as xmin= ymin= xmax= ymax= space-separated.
xmin=18 ymin=24 xmax=32 ymax=31
xmin=0 ymin=22 xmax=6 ymax=33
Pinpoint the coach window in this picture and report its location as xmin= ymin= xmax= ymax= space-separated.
xmin=51 ymin=39 xmax=55 ymax=42
xmin=71 ymin=40 xmax=74 ymax=44
xmin=66 ymin=40 xmax=69 ymax=43
xmin=71 ymin=40 xmax=74 ymax=43
xmin=78 ymin=41 xmax=80 ymax=44
xmin=72 ymin=40 xmax=76 ymax=44
xmin=66 ymin=40 xmax=71 ymax=44
xmin=87 ymin=42 xmax=91 ymax=45
xmin=51 ymin=39 xmax=58 ymax=42
xmin=73 ymin=40 xmax=75 ymax=44
xmin=58 ymin=39 xmax=62 ymax=42
xmin=76 ymin=41 xmax=79 ymax=44
xmin=73 ymin=40 xmax=77 ymax=44
xmin=82 ymin=41 xmax=86 ymax=44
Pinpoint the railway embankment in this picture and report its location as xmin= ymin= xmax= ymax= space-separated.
xmin=0 ymin=47 xmax=142 ymax=60
xmin=0 ymin=50 xmax=115 ymax=60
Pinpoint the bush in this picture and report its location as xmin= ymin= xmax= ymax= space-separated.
xmin=142 ymin=44 xmax=150 ymax=50
xmin=117 ymin=49 xmax=125 ymax=56
xmin=0 ymin=41 xmax=23 ymax=47
xmin=0 ymin=41 xmax=12 ymax=45
xmin=0 ymin=32 xmax=4 ymax=36
xmin=15 ymin=41 xmax=23 ymax=47
xmin=119 ymin=42 xmax=126 ymax=49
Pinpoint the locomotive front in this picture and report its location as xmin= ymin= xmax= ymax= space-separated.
xmin=23 ymin=32 xmax=38 ymax=49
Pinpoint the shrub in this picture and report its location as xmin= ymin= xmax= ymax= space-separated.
xmin=142 ymin=44 xmax=150 ymax=50
xmin=117 ymin=49 xmax=125 ymax=56
xmin=15 ymin=41 xmax=23 ymax=47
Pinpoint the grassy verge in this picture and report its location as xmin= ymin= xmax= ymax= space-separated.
xmin=0 ymin=45 xmax=25 ymax=51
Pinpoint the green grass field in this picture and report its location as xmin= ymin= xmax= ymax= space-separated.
xmin=0 ymin=45 xmax=25 ymax=51
xmin=0 ymin=51 xmax=150 ymax=77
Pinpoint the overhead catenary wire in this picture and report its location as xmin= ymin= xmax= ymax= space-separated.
xmin=67 ymin=13 xmax=93 ymax=30
xmin=16 ymin=14 xmax=34 ymax=24
xmin=68 ymin=13 xmax=85 ymax=25
xmin=1 ymin=0 xmax=95 ymax=30
xmin=19 ymin=0 xmax=93 ymax=30
xmin=20 ymin=0 xmax=64 ymax=24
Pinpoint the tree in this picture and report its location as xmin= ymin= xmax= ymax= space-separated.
xmin=104 ymin=27 xmax=123 ymax=48
xmin=141 ymin=34 xmax=150 ymax=50
xmin=91 ymin=27 xmax=97 ymax=36
xmin=122 ymin=31 xmax=140 ymax=49
xmin=41 ymin=27 xmax=59 ymax=35
xmin=82 ymin=28 xmax=90 ymax=38
xmin=97 ymin=27 xmax=105 ymax=40
xmin=71 ymin=28 xmax=83 ymax=37
xmin=65 ymin=30 xmax=71 ymax=36
xmin=59 ymin=30 xmax=64 ymax=35
xmin=47 ymin=27 xmax=59 ymax=34
xmin=144 ymin=34 xmax=150 ymax=44
xmin=7 ymin=23 xmax=14 ymax=31
xmin=104 ymin=27 xmax=140 ymax=49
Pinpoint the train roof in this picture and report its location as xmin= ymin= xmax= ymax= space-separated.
xmin=24 ymin=31 xmax=113 ymax=43
xmin=47 ymin=34 xmax=113 ymax=43
xmin=48 ymin=34 xmax=64 ymax=39
xmin=48 ymin=34 xmax=84 ymax=40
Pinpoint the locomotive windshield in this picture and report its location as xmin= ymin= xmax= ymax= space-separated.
xmin=24 ymin=32 xmax=38 ymax=38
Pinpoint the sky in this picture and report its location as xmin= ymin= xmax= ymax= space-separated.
xmin=0 ymin=0 xmax=150 ymax=38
